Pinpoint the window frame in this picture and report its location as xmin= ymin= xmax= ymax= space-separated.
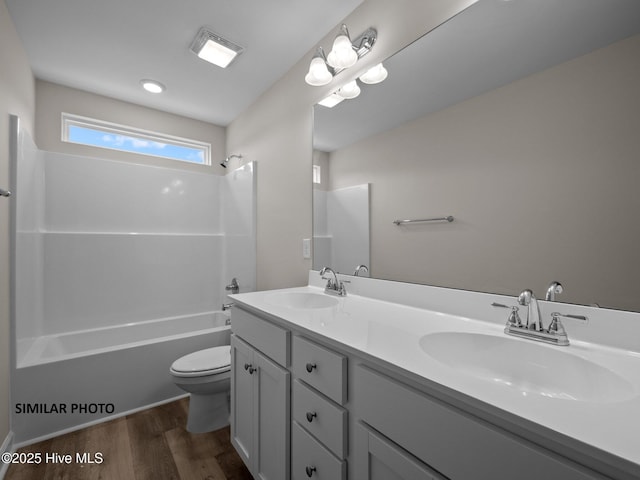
xmin=61 ymin=113 xmax=212 ymax=166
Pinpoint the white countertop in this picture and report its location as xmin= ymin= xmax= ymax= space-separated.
xmin=230 ymin=274 xmax=640 ymax=472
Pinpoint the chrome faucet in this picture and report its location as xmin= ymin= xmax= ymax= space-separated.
xmin=319 ymin=267 xmax=347 ymax=296
xmin=545 ymin=281 xmax=563 ymax=301
xmin=353 ymin=264 xmax=369 ymax=276
xmin=493 ymin=286 xmax=588 ymax=346
xmin=518 ymin=289 xmax=543 ymax=331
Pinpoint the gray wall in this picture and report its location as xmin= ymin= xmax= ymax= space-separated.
xmin=0 ymin=0 xmax=35 ymax=451
xmin=35 ymin=80 xmax=226 ymax=175
xmin=328 ymin=34 xmax=640 ymax=311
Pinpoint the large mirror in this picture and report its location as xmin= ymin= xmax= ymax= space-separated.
xmin=313 ymin=0 xmax=640 ymax=311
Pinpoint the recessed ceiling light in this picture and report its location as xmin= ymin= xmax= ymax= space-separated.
xmin=140 ymin=80 xmax=165 ymax=93
xmin=190 ymin=27 xmax=244 ymax=68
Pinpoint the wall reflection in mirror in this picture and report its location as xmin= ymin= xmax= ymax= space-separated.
xmin=312 ymin=0 xmax=640 ymax=312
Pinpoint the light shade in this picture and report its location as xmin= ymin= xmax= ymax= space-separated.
xmin=190 ymin=27 xmax=244 ymax=68
xmin=337 ymin=80 xmax=361 ymax=99
xmin=140 ymin=79 xmax=165 ymax=93
xmin=359 ymin=63 xmax=388 ymax=84
xmin=305 ymin=51 xmax=333 ymax=86
xmin=326 ymin=25 xmax=358 ymax=69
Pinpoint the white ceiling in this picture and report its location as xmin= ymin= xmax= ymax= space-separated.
xmin=314 ymin=0 xmax=640 ymax=152
xmin=6 ymin=0 xmax=363 ymax=126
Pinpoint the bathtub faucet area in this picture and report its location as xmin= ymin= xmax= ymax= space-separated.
xmin=222 ymin=303 xmax=234 ymax=314
xmin=225 ymin=277 xmax=239 ymax=294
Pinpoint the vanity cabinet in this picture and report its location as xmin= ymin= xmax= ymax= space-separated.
xmin=353 ymin=364 xmax=607 ymax=480
xmin=290 ymin=335 xmax=348 ymax=479
xmin=354 ymin=422 xmax=446 ymax=480
xmin=231 ymin=303 xmax=620 ymax=480
xmin=230 ymin=308 xmax=290 ymax=480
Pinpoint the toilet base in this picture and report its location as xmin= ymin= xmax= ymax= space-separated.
xmin=186 ymin=392 xmax=230 ymax=433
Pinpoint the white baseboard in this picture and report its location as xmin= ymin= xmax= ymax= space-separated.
xmin=0 ymin=431 xmax=15 ymax=480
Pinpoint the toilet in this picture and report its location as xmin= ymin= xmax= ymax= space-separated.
xmin=170 ymin=345 xmax=231 ymax=433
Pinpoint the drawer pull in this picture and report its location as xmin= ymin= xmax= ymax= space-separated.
xmin=306 ymin=362 xmax=317 ymax=373
xmin=305 ymin=466 xmax=316 ymax=477
xmin=244 ymin=363 xmax=255 ymax=374
xmin=306 ymin=411 xmax=317 ymax=423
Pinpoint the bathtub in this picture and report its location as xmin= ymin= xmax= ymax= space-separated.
xmin=17 ymin=311 xmax=230 ymax=367
xmin=12 ymin=311 xmax=231 ymax=444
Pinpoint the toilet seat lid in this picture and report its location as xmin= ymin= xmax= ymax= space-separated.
xmin=171 ymin=345 xmax=230 ymax=375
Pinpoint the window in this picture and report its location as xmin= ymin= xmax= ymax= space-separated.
xmin=313 ymin=165 xmax=322 ymax=184
xmin=62 ymin=113 xmax=211 ymax=165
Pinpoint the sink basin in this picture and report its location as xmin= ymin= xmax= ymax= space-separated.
xmin=266 ymin=292 xmax=339 ymax=309
xmin=419 ymin=332 xmax=636 ymax=403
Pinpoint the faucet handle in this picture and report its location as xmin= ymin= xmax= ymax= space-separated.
xmin=507 ymin=306 xmax=522 ymax=327
xmin=321 ymin=275 xmax=335 ymax=288
xmin=551 ymin=312 xmax=588 ymax=324
xmin=548 ymin=314 xmax=567 ymax=336
xmin=491 ymin=303 xmax=522 ymax=327
xmin=225 ymin=278 xmax=239 ymax=294
xmin=548 ymin=312 xmax=588 ymax=337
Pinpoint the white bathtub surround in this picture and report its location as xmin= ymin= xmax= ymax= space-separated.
xmin=221 ymin=161 xmax=257 ymax=299
xmin=229 ymin=271 xmax=640 ymax=477
xmin=10 ymin=119 xmax=256 ymax=443
xmin=313 ymin=184 xmax=369 ymax=273
xmin=15 ymin=138 xmax=256 ymax=348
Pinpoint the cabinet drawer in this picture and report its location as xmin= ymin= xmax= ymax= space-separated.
xmin=292 ymin=379 xmax=347 ymax=458
xmin=354 ymin=365 xmax=606 ymax=480
xmin=292 ymin=421 xmax=346 ymax=480
xmin=292 ymin=336 xmax=346 ymax=404
xmin=231 ymin=307 xmax=289 ymax=367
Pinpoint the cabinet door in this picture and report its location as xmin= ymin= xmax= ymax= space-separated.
xmin=254 ymin=349 xmax=291 ymax=480
xmin=355 ymin=423 xmax=447 ymax=480
xmin=230 ymin=335 xmax=256 ymax=470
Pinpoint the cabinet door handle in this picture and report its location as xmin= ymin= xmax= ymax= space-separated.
xmin=305 ymin=362 xmax=317 ymax=373
xmin=244 ymin=363 xmax=255 ymax=374
xmin=305 ymin=466 xmax=316 ymax=477
xmin=306 ymin=411 xmax=317 ymax=423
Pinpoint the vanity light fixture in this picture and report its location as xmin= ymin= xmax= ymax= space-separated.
xmin=140 ymin=79 xmax=165 ymax=93
xmin=190 ymin=26 xmax=244 ymax=68
xmin=305 ymin=24 xmax=377 ymax=86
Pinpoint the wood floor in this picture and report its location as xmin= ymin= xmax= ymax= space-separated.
xmin=5 ymin=398 xmax=254 ymax=480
